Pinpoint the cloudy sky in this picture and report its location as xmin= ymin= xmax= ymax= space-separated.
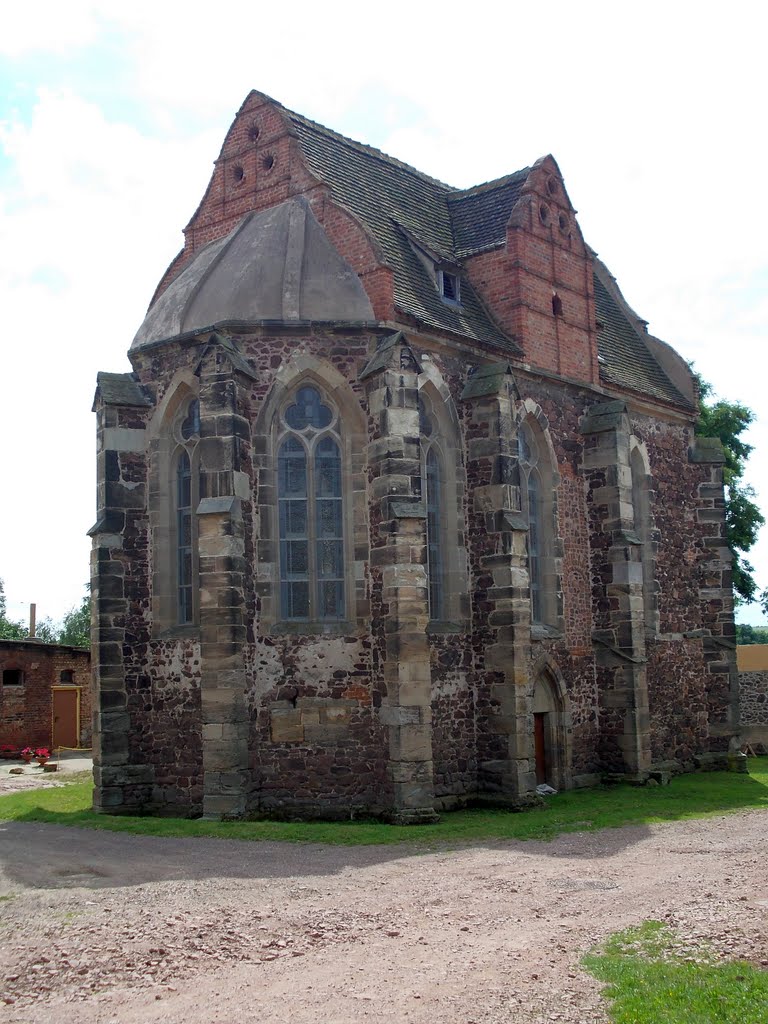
xmin=1 ymin=1 xmax=766 ymax=628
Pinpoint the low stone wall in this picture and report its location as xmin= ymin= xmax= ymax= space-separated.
xmin=737 ymin=645 xmax=768 ymax=752
xmin=740 ymin=670 xmax=768 ymax=728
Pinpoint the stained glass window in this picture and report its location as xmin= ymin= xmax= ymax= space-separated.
xmin=285 ymin=387 xmax=333 ymax=430
xmin=174 ymin=397 xmax=200 ymax=625
xmin=278 ymin=389 xmax=344 ymax=621
xmin=528 ymin=470 xmax=542 ymax=623
xmin=177 ymin=450 xmax=194 ymax=624
xmin=519 ymin=420 xmax=545 ymax=624
xmin=426 ymin=446 xmax=443 ymax=620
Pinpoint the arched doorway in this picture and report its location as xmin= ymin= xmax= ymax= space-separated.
xmin=532 ymin=671 xmax=569 ymax=789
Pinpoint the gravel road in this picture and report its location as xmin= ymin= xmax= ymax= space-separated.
xmin=1 ymin=809 xmax=767 ymax=1023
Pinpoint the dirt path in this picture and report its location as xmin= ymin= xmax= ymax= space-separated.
xmin=1 ymin=811 xmax=767 ymax=1023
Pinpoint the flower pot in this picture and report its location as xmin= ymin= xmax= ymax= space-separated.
xmin=36 ymin=757 xmax=49 ymax=767
xmin=21 ymin=754 xmax=33 ymax=764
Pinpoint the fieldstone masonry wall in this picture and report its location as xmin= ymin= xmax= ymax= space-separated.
xmin=90 ymin=93 xmax=739 ymax=821
xmin=740 ymin=673 xmax=768 ymax=726
xmin=737 ymin=646 xmax=768 ymax=752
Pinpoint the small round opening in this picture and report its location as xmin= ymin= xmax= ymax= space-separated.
xmin=248 ymin=122 xmax=261 ymax=142
xmin=546 ymin=176 xmax=558 ymax=196
xmin=558 ymin=212 xmax=569 ymax=234
xmin=539 ymin=203 xmax=550 ymax=225
xmin=262 ymin=153 xmax=275 ymax=171
xmin=232 ymin=164 xmax=245 ymax=183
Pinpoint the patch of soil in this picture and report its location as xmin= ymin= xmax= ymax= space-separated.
xmin=0 ymin=810 xmax=766 ymax=1023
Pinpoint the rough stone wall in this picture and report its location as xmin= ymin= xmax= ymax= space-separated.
xmin=249 ymin=633 xmax=386 ymax=819
xmin=429 ymin=632 xmax=476 ymax=808
xmin=646 ymin=638 xmax=709 ymax=765
xmin=139 ymin=639 xmax=202 ymax=813
xmin=639 ymin=415 xmax=736 ymax=757
xmin=95 ymin=299 xmax=737 ymax=816
xmin=740 ymin=672 xmax=768 ymax=726
xmin=0 ymin=641 xmax=91 ymax=749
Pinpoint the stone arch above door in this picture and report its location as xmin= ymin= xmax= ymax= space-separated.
xmin=531 ymin=657 xmax=572 ymax=790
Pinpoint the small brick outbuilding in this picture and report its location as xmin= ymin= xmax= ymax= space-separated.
xmin=0 ymin=640 xmax=92 ymax=752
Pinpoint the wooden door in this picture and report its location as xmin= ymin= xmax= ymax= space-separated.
xmin=534 ymin=712 xmax=548 ymax=785
xmin=52 ymin=688 xmax=79 ymax=748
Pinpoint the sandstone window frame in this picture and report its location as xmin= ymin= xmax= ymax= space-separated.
xmin=255 ymin=359 xmax=369 ymax=635
xmin=418 ymin=374 xmax=468 ymax=631
xmin=517 ymin=402 xmax=563 ymax=635
xmin=277 ymin=385 xmax=346 ymax=623
xmin=148 ymin=374 xmax=202 ymax=636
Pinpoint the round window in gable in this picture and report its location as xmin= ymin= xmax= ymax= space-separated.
xmin=262 ymin=153 xmax=275 ymax=172
xmin=546 ymin=176 xmax=558 ymax=196
xmin=539 ymin=203 xmax=550 ymax=226
xmin=248 ymin=122 xmax=261 ymax=142
xmin=558 ymin=212 xmax=570 ymax=235
xmin=232 ymin=164 xmax=245 ymax=184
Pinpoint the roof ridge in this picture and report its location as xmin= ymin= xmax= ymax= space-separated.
xmin=283 ymin=106 xmax=458 ymax=193
xmin=448 ymin=167 xmax=531 ymax=201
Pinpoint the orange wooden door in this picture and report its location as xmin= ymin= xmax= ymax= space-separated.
xmin=52 ymin=688 xmax=79 ymax=748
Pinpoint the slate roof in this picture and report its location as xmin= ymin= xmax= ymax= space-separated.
xmin=282 ymin=104 xmax=691 ymax=410
xmin=592 ymin=270 xmax=693 ymax=409
xmin=448 ymin=171 xmax=530 ymax=258
xmin=94 ymin=372 xmax=152 ymax=408
xmin=285 ymin=109 xmax=517 ymax=351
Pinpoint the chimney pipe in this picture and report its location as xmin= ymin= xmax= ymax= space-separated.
xmin=29 ymin=603 xmax=36 ymax=640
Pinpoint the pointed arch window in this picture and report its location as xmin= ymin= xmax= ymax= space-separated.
xmin=278 ymin=386 xmax=345 ymax=622
xmin=631 ymin=445 xmax=658 ymax=635
xmin=418 ymin=395 xmax=447 ymax=622
xmin=425 ymin=446 xmax=444 ymax=620
xmin=174 ymin=398 xmax=200 ymax=624
xmin=519 ymin=421 xmax=544 ymax=623
xmin=518 ymin=416 xmax=560 ymax=629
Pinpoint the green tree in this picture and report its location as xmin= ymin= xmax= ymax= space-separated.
xmin=735 ymin=623 xmax=768 ymax=645
xmin=58 ymin=594 xmax=91 ymax=649
xmin=0 ymin=578 xmax=88 ymax=646
xmin=0 ymin=578 xmax=28 ymax=640
xmin=695 ymin=375 xmax=764 ymax=604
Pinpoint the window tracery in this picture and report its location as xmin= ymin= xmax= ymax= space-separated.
xmin=419 ymin=395 xmax=447 ymax=622
xmin=517 ymin=413 xmax=560 ymax=630
xmin=630 ymin=443 xmax=658 ymax=635
xmin=174 ymin=398 xmax=200 ymax=624
xmin=277 ymin=386 xmax=345 ymax=622
xmin=519 ymin=420 xmax=545 ymax=624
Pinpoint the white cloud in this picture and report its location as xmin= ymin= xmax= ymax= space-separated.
xmin=0 ymin=2 xmax=102 ymax=56
xmin=0 ymin=2 xmax=766 ymax=623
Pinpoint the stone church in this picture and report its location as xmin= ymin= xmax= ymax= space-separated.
xmin=91 ymin=90 xmax=738 ymax=821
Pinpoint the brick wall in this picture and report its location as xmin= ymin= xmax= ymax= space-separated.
xmin=0 ymin=641 xmax=92 ymax=750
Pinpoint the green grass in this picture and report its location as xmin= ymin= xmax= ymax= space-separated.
xmin=0 ymin=758 xmax=766 ymax=847
xmin=584 ymin=920 xmax=768 ymax=1023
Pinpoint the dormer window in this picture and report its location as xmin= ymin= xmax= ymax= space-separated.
xmin=438 ymin=269 xmax=461 ymax=306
